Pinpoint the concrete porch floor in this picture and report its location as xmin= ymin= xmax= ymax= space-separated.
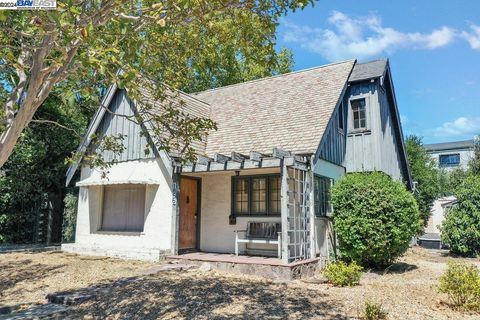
xmin=167 ymin=252 xmax=321 ymax=280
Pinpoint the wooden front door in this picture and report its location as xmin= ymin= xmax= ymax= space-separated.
xmin=179 ymin=177 xmax=199 ymax=250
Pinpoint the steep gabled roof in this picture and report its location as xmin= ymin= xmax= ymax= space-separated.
xmin=194 ymin=60 xmax=356 ymax=156
xmin=65 ymin=84 xmax=211 ymax=186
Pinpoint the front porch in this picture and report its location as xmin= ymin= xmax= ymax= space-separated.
xmin=172 ymin=148 xmax=333 ymax=271
xmin=167 ymin=252 xmax=322 ymax=280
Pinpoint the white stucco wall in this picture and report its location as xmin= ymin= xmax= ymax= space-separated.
xmin=425 ymin=196 xmax=457 ymax=235
xmin=429 ymin=149 xmax=474 ymax=171
xmin=62 ymin=157 xmax=174 ymax=261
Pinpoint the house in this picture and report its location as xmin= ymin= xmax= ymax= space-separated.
xmin=62 ymin=59 xmax=411 ymax=276
xmin=425 ymin=139 xmax=475 ymax=171
xmin=419 ymin=138 xmax=476 ymax=249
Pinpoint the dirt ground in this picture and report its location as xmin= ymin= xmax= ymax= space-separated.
xmin=0 ymin=250 xmax=153 ymax=306
xmin=1 ymin=247 xmax=479 ymax=319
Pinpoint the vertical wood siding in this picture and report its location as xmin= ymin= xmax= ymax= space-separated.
xmin=94 ymin=90 xmax=154 ymax=162
xmin=343 ymin=81 xmax=403 ymax=181
xmin=317 ymin=102 xmax=347 ymax=166
xmin=377 ymin=83 xmax=403 ymax=180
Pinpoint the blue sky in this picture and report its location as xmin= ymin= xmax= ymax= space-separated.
xmin=276 ymin=0 xmax=480 ymax=143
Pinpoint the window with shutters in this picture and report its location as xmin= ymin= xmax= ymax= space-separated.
xmin=232 ymin=175 xmax=280 ymax=216
xmin=101 ymin=184 xmax=146 ymax=232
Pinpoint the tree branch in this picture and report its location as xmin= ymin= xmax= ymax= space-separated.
xmin=31 ymin=119 xmax=81 ymax=136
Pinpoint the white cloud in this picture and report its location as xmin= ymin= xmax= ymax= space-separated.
xmin=432 ymin=117 xmax=480 ymax=138
xmin=283 ymin=11 xmax=456 ymax=61
xmin=461 ymin=24 xmax=480 ymax=49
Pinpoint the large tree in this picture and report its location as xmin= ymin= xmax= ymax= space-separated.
xmin=0 ymin=0 xmax=311 ymax=167
xmin=405 ymin=135 xmax=440 ymax=225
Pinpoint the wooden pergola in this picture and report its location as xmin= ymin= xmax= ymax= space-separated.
xmin=178 ymin=147 xmax=309 ymax=173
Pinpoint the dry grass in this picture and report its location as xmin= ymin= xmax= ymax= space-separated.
xmin=0 ymin=251 xmax=153 ymax=306
xmin=1 ymin=247 xmax=479 ymax=319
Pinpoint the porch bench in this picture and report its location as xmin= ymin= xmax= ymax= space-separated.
xmin=235 ymin=222 xmax=282 ymax=258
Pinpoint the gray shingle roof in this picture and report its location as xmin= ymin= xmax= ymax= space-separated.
xmin=194 ymin=60 xmax=355 ymax=157
xmin=138 ymin=85 xmax=211 ymax=156
xmin=424 ymin=139 xmax=475 ymax=152
xmin=349 ymin=60 xmax=387 ymax=82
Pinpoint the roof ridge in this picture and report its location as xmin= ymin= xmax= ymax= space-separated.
xmin=356 ymin=58 xmax=388 ymax=64
xmin=424 ymin=139 xmax=475 ymax=146
xmin=194 ymin=59 xmax=356 ymax=95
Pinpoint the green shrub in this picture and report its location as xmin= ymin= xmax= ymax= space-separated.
xmin=362 ymin=301 xmax=387 ymax=320
xmin=323 ymin=261 xmax=362 ymax=287
xmin=405 ymin=135 xmax=440 ymax=225
xmin=440 ymin=175 xmax=480 ymax=257
xmin=62 ymin=191 xmax=78 ymax=243
xmin=331 ymin=172 xmax=422 ymax=269
xmin=438 ymin=261 xmax=480 ymax=311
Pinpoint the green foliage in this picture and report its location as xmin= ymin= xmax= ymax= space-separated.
xmin=62 ymin=191 xmax=78 ymax=243
xmin=323 ymin=261 xmax=362 ymax=287
xmin=362 ymin=301 xmax=387 ymax=320
xmin=0 ymin=93 xmax=88 ymax=243
xmin=331 ymin=172 xmax=422 ymax=269
xmin=0 ymin=1 xmax=307 ymax=242
xmin=440 ymin=175 xmax=480 ymax=257
xmin=0 ymin=0 xmax=311 ymax=166
xmin=438 ymin=167 xmax=469 ymax=196
xmin=469 ymin=137 xmax=480 ymax=175
xmin=405 ymin=135 xmax=440 ymax=225
xmin=438 ymin=261 xmax=480 ymax=311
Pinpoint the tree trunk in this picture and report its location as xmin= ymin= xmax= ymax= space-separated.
xmin=0 ymin=99 xmax=42 ymax=168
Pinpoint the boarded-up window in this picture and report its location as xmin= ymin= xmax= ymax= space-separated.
xmin=101 ymin=184 xmax=146 ymax=232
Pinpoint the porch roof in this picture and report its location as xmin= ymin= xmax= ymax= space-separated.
xmin=178 ymin=147 xmax=311 ymax=173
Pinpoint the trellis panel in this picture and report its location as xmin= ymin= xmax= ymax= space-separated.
xmin=281 ymin=165 xmax=312 ymax=263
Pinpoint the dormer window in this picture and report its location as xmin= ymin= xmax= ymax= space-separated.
xmin=351 ymin=99 xmax=367 ymax=129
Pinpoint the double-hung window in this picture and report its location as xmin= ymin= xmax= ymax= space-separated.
xmin=351 ymin=99 xmax=367 ymax=130
xmin=314 ymin=175 xmax=333 ymax=217
xmin=232 ymin=175 xmax=280 ymax=216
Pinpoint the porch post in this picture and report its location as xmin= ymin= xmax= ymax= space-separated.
xmin=281 ymin=161 xmax=289 ymax=264
xmin=170 ymin=166 xmax=181 ymax=255
xmin=309 ymin=157 xmax=316 ymax=259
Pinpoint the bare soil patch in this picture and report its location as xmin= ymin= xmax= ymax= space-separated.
xmin=0 ymin=251 xmax=153 ymax=306
xmin=1 ymin=247 xmax=479 ymax=319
